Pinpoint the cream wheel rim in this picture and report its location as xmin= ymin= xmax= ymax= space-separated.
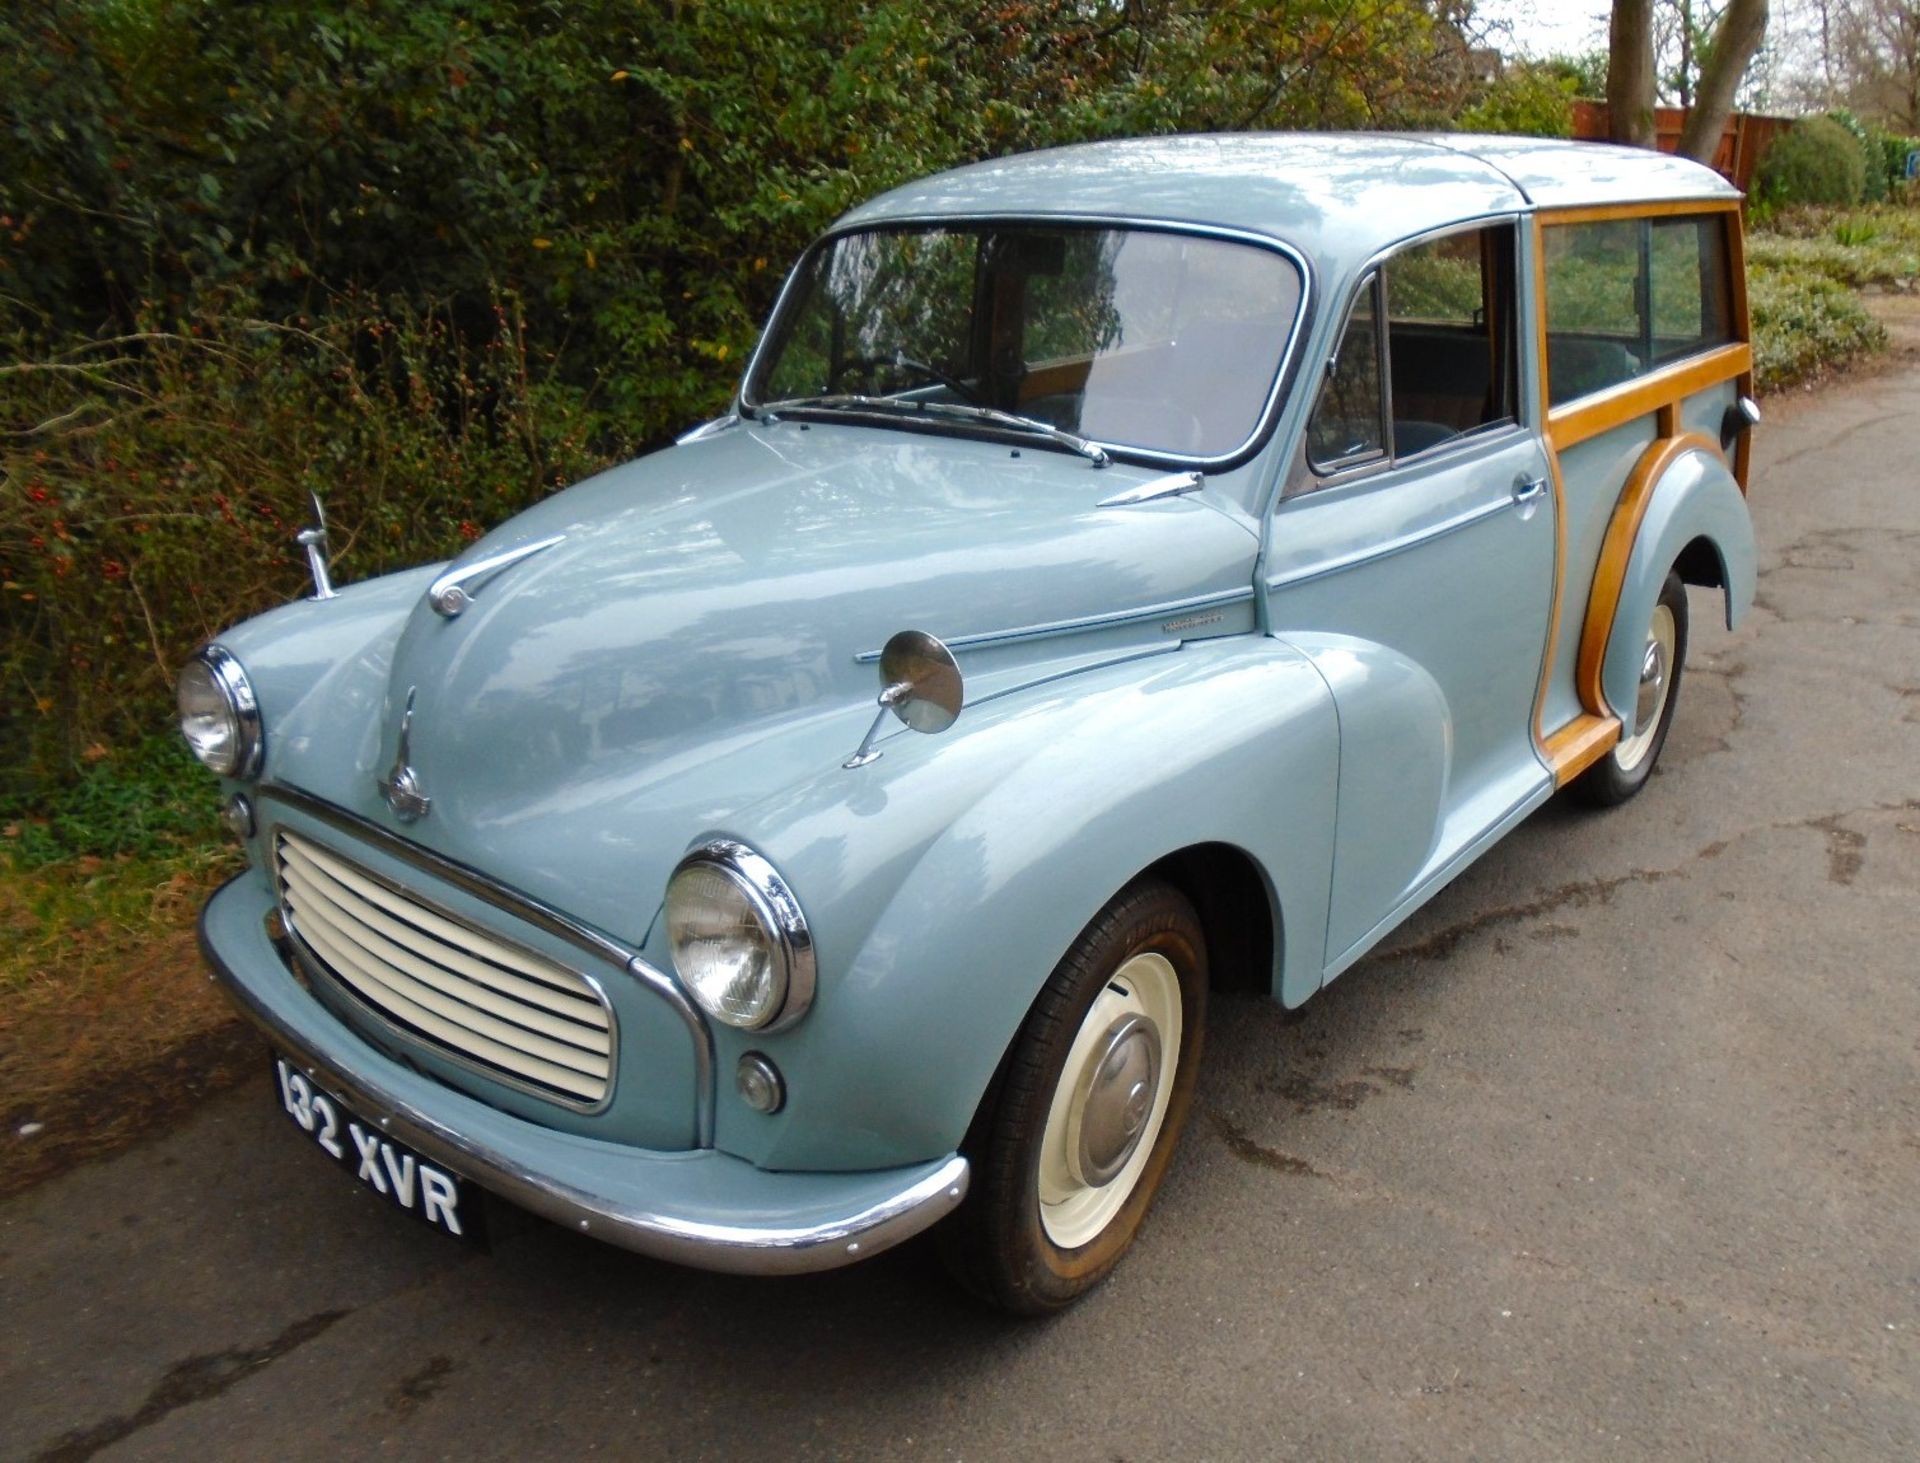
xmin=1037 ymin=951 xmax=1182 ymax=1249
xmin=1615 ymin=602 xmax=1676 ymax=772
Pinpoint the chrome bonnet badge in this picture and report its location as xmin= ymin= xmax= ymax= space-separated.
xmin=378 ymin=687 xmax=432 ymax=822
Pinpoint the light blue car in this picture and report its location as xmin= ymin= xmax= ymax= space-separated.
xmin=187 ymin=134 xmax=1758 ymax=1312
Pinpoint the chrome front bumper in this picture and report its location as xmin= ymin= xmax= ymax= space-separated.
xmin=199 ymin=874 xmax=969 ymax=1275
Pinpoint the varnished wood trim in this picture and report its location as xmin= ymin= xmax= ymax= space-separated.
xmin=1538 ymin=197 xmax=1741 ymax=227
xmin=1576 ymin=430 xmax=1723 ymax=715
xmin=1543 ymin=713 xmax=1622 ymax=784
xmin=1726 ymin=210 xmax=1754 ymax=492
xmin=1529 ymin=215 xmax=1569 ymax=749
xmin=1547 ymin=343 xmax=1752 ymax=450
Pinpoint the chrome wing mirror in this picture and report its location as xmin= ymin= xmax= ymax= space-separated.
xmin=843 ymin=631 xmax=964 ymax=769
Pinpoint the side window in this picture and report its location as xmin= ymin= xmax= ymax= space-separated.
xmin=1306 ymin=272 xmax=1385 ymax=469
xmin=1546 ymin=213 xmax=1734 ymax=406
xmin=1306 ymin=222 xmax=1519 ymax=477
xmin=1650 ymin=215 xmax=1734 ymax=363
xmin=1543 ymin=220 xmax=1642 ymax=404
xmin=1383 ymin=225 xmax=1518 ymax=456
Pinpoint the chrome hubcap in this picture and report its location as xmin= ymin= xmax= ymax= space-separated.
xmin=1037 ymin=951 xmax=1183 ymax=1249
xmin=1615 ymin=602 xmax=1676 ymax=772
xmin=1635 ymin=640 xmax=1666 ymax=733
xmin=1070 ymin=1014 xmax=1162 ymax=1187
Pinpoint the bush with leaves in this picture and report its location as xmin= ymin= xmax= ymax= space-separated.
xmin=1457 ymin=64 xmax=1576 ymax=138
xmin=1748 ymin=260 xmax=1888 ymax=390
xmin=0 ymin=292 xmax=614 ymax=796
xmin=1755 ymin=117 xmax=1867 ymax=210
xmin=1 ymin=0 xmax=1486 ymax=796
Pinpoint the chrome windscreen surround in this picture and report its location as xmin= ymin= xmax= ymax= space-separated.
xmin=255 ymin=785 xmax=717 ymax=1143
xmin=274 ymin=829 xmax=617 ymax=1111
xmin=673 ymin=839 xmax=817 ymax=1033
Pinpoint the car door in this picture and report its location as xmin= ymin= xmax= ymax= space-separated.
xmin=1263 ymin=219 xmax=1557 ymax=972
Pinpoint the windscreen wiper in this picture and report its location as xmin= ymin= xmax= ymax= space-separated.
xmin=754 ymin=394 xmax=1109 ymax=468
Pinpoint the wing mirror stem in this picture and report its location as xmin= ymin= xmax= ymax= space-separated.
xmin=843 ymin=632 xmax=965 ymax=769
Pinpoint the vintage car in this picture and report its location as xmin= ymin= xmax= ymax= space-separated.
xmin=186 ymin=133 xmax=1757 ymax=1313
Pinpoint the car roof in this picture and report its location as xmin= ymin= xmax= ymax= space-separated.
xmin=836 ymin=132 xmax=1740 ymax=261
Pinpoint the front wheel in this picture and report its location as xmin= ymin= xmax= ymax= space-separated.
xmin=940 ymin=878 xmax=1207 ymax=1314
xmin=1575 ymin=570 xmax=1689 ymax=807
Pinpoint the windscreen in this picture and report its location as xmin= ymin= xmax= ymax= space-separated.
xmin=747 ymin=224 xmax=1304 ymax=460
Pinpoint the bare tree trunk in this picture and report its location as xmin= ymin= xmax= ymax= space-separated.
xmin=1678 ymin=0 xmax=1695 ymax=108
xmin=1678 ymin=0 xmax=1769 ymax=162
xmin=1609 ymin=0 xmax=1659 ymax=146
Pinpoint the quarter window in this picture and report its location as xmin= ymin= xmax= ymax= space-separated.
xmin=1306 ymin=272 xmax=1386 ymax=469
xmin=1545 ymin=213 xmax=1734 ymax=406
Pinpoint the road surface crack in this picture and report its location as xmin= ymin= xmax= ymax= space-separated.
xmin=35 ymin=1309 xmax=350 ymax=1463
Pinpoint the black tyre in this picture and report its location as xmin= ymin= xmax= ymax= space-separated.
xmin=1575 ymin=570 xmax=1689 ymax=807
xmin=940 ymin=877 xmax=1207 ymax=1314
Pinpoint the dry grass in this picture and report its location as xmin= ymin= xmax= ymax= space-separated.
xmin=0 ymin=846 xmax=254 ymax=1196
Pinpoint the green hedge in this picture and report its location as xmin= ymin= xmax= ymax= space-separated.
xmin=1756 ymin=117 xmax=1867 ymax=209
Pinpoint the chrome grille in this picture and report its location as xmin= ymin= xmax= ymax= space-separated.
xmin=274 ymin=830 xmax=614 ymax=1107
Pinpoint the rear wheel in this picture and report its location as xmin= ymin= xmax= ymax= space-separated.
xmin=1575 ymin=570 xmax=1689 ymax=807
xmin=941 ymin=878 xmax=1206 ymax=1314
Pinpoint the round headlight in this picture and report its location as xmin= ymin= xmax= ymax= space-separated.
xmin=176 ymin=648 xmax=262 ymax=778
xmin=664 ymin=844 xmax=813 ymax=1031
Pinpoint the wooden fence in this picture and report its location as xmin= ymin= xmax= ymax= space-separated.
xmin=1570 ymin=100 xmax=1793 ymax=196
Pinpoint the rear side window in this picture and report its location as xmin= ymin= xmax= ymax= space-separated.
xmin=1545 ymin=213 xmax=1734 ymax=406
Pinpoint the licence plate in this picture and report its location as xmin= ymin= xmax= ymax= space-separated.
xmin=272 ymin=1055 xmax=486 ymax=1245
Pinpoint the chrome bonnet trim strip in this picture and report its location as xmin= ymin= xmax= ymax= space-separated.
xmin=851 ymin=585 xmax=1257 ymax=663
xmin=256 ymin=784 xmax=717 ymax=1146
xmin=200 ymin=881 xmax=969 ymax=1275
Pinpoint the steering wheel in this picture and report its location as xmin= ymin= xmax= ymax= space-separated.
xmin=836 ymin=353 xmax=983 ymax=404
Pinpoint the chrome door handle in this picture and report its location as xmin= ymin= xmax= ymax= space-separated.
xmin=1511 ymin=476 xmax=1547 ymax=505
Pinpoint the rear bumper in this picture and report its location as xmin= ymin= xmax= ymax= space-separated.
xmin=198 ymin=873 xmax=968 ymax=1275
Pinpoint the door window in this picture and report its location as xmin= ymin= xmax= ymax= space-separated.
xmin=1306 ymin=221 xmax=1519 ymax=476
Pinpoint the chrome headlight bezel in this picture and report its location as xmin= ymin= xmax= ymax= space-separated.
xmin=176 ymin=645 xmax=263 ymax=779
xmin=664 ymin=840 xmax=815 ymax=1032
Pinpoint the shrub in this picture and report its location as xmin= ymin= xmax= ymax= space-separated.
xmin=1827 ymin=111 xmax=1888 ymax=203
xmin=1747 ymin=262 xmax=1888 ymax=390
xmin=1456 ymin=66 xmax=1576 ymax=138
xmin=1755 ymin=117 xmax=1867 ymax=209
xmin=1749 ymin=205 xmax=1920 ymax=287
xmin=0 ymin=292 xmax=619 ymax=793
xmin=1886 ymin=134 xmax=1920 ymax=196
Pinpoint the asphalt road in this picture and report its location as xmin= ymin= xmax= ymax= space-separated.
xmin=6 ymin=342 xmax=1919 ymax=1462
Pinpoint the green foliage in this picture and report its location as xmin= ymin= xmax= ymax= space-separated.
xmin=1755 ymin=117 xmax=1868 ymax=210
xmin=1749 ymin=205 xmax=1920 ymax=288
xmin=1747 ymin=261 xmax=1887 ymax=391
xmin=0 ymin=734 xmax=221 ymax=866
xmin=1880 ymin=133 xmax=1920 ymax=197
xmin=1457 ymin=64 xmax=1576 ymax=138
xmin=1 ymin=0 xmax=1486 ymax=809
xmin=1 ymin=292 xmax=615 ymax=788
xmin=1540 ymin=51 xmax=1607 ymax=99
xmin=1827 ymin=110 xmax=1889 ymax=204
